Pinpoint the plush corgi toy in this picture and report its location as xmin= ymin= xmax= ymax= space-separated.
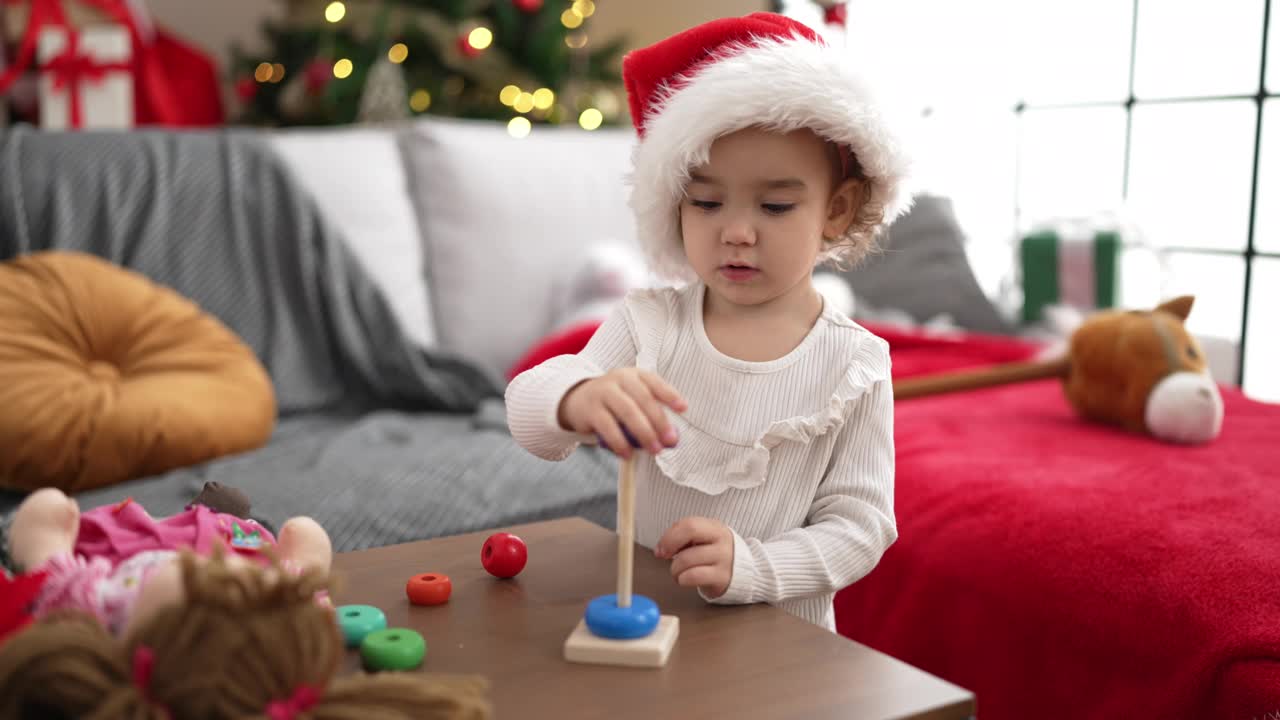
xmin=894 ymin=296 xmax=1224 ymax=445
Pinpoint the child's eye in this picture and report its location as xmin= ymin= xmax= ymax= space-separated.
xmin=689 ymin=199 xmax=722 ymax=210
xmin=762 ymin=203 xmax=795 ymax=215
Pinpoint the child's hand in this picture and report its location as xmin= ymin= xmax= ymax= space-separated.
xmin=655 ymin=517 xmax=734 ymax=600
xmin=558 ymin=368 xmax=687 ymax=457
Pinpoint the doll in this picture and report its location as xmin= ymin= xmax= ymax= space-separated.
xmin=0 ymin=548 xmax=491 ymax=719
xmin=6 ymin=487 xmax=333 ymax=635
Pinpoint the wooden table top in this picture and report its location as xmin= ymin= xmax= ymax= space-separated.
xmin=332 ymin=517 xmax=974 ymax=720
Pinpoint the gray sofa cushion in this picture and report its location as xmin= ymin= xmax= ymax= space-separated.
xmin=399 ymin=118 xmax=641 ymax=378
xmin=836 ymin=194 xmax=1013 ymax=335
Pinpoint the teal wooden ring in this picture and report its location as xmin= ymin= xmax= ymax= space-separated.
xmin=360 ymin=627 xmax=427 ymax=671
xmin=336 ymin=604 xmax=387 ymax=648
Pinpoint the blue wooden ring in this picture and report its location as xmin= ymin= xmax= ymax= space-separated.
xmin=336 ymin=604 xmax=387 ymax=648
xmin=584 ymin=594 xmax=660 ymax=639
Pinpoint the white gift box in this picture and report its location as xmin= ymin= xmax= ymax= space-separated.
xmin=37 ymin=24 xmax=133 ymax=130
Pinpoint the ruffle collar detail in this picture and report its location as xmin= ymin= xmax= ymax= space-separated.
xmin=648 ymin=331 xmax=890 ymax=495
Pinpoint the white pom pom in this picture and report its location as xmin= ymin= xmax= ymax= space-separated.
xmin=1145 ymin=371 xmax=1224 ymax=445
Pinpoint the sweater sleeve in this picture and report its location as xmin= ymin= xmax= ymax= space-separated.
xmin=504 ymin=302 xmax=641 ymax=461
xmin=706 ymin=375 xmax=898 ymax=606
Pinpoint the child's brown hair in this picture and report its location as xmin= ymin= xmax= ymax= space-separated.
xmin=0 ymin=549 xmax=490 ymax=719
xmin=823 ymin=141 xmax=886 ymax=271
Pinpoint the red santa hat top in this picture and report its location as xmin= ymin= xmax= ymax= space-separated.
xmin=622 ymin=12 xmax=913 ymax=282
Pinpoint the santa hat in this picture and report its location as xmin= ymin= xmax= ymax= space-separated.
xmin=622 ymin=12 xmax=913 ymax=282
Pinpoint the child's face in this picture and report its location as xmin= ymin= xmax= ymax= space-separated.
xmin=680 ymin=127 xmax=858 ymax=310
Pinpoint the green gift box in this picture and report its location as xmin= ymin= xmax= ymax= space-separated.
xmin=1020 ymin=228 xmax=1120 ymax=325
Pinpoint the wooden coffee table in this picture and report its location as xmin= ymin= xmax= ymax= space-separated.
xmin=332 ymin=517 xmax=974 ymax=719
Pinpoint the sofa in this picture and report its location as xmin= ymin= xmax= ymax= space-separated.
xmin=0 ymin=116 xmax=1008 ymax=554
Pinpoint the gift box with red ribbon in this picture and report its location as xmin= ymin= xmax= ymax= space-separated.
xmin=1 ymin=0 xmax=224 ymax=128
xmin=36 ymin=22 xmax=131 ymax=128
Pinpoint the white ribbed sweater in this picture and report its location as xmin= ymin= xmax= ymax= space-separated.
xmin=505 ymin=282 xmax=897 ymax=631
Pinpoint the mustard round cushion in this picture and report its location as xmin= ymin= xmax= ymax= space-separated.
xmin=0 ymin=252 xmax=276 ymax=493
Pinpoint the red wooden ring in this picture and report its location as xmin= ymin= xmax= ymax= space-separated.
xmin=406 ymin=572 xmax=452 ymax=606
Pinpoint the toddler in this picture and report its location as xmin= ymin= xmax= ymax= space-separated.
xmin=506 ymin=12 xmax=912 ymax=631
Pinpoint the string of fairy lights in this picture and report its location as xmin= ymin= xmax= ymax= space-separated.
xmin=249 ymin=0 xmax=613 ymax=135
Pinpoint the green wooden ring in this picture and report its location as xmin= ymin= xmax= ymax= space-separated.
xmin=336 ymin=604 xmax=386 ymax=648
xmin=360 ymin=627 xmax=426 ymax=671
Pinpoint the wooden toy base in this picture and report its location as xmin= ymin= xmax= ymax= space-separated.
xmin=563 ymin=615 xmax=680 ymax=668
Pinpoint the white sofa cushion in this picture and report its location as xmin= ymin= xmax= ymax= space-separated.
xmin=267 ymin=126 xmax=436 ymax=347
xmin=401 ymin=117 xmax=640 ymax=376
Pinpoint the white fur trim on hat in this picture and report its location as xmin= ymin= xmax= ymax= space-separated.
xmin=628 ymin=34 xmax=914 ymax=282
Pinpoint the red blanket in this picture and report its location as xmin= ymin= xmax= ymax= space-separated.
xmin=511 ymin=318 xmax=1280 ymax=716
xmin=837 ymin=329 xmax=1280 ymax=720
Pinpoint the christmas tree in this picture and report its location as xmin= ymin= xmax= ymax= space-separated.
xmin=229 ymin=0 xmax=627 ymax=131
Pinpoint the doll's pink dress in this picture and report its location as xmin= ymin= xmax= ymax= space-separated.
xmin=31 ymin=500 xmax=277 ymax=634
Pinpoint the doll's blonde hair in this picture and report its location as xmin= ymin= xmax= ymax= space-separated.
xmin=0 ymin=549 xmax=490 ymax=719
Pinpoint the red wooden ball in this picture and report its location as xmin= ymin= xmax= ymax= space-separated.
xmin=481 ymin=532 xmax=527 ymax=578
